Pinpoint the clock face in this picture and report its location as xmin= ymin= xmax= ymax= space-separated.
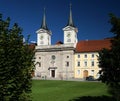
xmin=67 ymin=32 xmax=71 ymax=38
xmin=40 ymin=35 xmax=43 ymax=40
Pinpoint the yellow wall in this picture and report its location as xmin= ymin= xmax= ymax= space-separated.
xmin=74 ymin=52 xmax=100 ymax=79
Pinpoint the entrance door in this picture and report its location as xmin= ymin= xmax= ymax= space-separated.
xmin=83 ymin=70 xmax=88 ymax=78
xmin=51 ymin=70 xmax=55 ymax=78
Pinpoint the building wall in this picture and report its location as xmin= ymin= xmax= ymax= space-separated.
xmin=35 ymin=46 xmax=74 ymax=79
xmin=74 ymin=52 xmax=100 ymax=79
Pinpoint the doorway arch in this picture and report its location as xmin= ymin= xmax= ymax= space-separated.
xmin=83 ymin=70 xmax=88 ymax=78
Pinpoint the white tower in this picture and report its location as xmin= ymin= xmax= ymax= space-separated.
xmin=36 ymin=9 xmax=52 ymax=46
xmin=63 ymin=4 xmax=78 ymax=47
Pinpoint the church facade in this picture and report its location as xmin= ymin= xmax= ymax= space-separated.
xmin=34 ymin=6 xmax=111 ymax=80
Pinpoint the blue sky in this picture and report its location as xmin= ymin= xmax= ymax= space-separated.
xmin=0 ymin=0 xmax=120 ymax=44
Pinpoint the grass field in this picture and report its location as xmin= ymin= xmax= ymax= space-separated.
xmin=32 ymin=80 xmax=111 ymax=101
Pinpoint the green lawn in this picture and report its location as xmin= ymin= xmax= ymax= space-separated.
xmin=31 ymin=80 xmax=110 ymax=101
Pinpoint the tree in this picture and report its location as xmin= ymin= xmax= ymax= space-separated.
xmin=0 ymin=14 xmax=34 ymax=101
xmin=98 ymin=14 xmax=120 ymax=101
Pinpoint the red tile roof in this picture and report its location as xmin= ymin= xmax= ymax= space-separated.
xmin=29 ymin=43 xmax=36 ymax=50
xmin=55 ymin=41 xmax=63 ymax=45
xmin=75 ymin=39 xmax=111 ymax=52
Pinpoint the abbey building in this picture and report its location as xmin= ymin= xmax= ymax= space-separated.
xmin=34 ymin=6 xmax=111 ymax=80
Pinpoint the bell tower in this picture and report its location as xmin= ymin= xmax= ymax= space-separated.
xmin=36 ymin=8 xmax=52 ymax=46
xmin=63 ymin=4 xmax=78 ymax=46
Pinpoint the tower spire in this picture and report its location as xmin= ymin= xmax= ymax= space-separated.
xmin=67 ymin=3 xmax=75 ymax=27
xmin=40 ymin=7 xmax=49 ymax=30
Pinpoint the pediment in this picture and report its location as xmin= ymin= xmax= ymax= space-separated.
xmin=63 ymin=26 xmax=76 ymax=31
xmin=36 ymin=29 xmax=46 ymax=33
xmin=63 ymin=26 xmax=73 ymax=30
xmin=63 ymin=26 xmax=78 ymax=32
xmin=36 ymin=28 xmax=52 ymax=35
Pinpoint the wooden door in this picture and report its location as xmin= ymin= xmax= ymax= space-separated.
xmin=83 ymin=70 xmax=88 ymax=78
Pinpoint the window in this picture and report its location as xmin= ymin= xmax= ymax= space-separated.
xmin=91 ymin=61 xmax=94 ymax=66
xmin=51 ymin=55 xmax=56 ymax=60
xmin=77 ymin=61 xmax=80 ymax=67
xmin=92 ymin=54 xmax=94 ymax=58
xmin=84 ymin=61 xmax=87 ymax=67
xmin=66 ymin=62 xmax=69 ymax=67
xmin=40 ymin=41 xmax=44 ymax=44
xmin=67 ymin=56 xmax=69 ymax=58
xmin=77 ymin=70 xmax=80 ymax=75
xmin=39 ymin=62 xmax=41 ymax=67
xmin=78 ymin=54 xmax=80 ymax=58
xmin=36 ymin=62 xmax=41 ymax=67
xmin=84 ymin=54 xmax=87 ymax=58
xmin=67 ymin=39 xmax=71 ymax=42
